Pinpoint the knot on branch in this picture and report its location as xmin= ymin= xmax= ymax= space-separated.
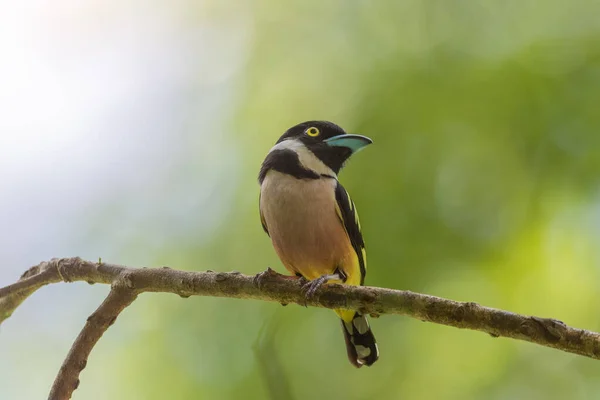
xmin=113 ymin=271 xmax=136 ymax=290
xmin=453 ymin=301 xmax=479 ymax=323
xmin=20 ymin=265 xmax=42 ymax=280
xmin=19 ymin=257 xmax=85 ymax=284
xmin=521 ymin=316 xmax=567 ymax=343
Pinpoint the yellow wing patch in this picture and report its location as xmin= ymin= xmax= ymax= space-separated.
xmin=361 ymin=247 xmax=367 ymax=271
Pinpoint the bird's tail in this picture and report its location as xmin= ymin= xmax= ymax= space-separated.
xmin=340 ymin=312 xmax=379 ymax=367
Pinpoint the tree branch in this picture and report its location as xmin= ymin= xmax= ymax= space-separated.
xmin=1 ymin=257 xmax=600 ymax=399
xmin=48 ymin=286 xmax=137 ymax=399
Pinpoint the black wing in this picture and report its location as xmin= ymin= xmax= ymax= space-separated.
xmin=334 ymin=182 xmax=367 ymax=285
xmin=259 ymin=193 xmax=269 ymax=236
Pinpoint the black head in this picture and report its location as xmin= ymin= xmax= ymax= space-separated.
xmin=275 ymin=121 xmax=372 ymax=174
xmin=277 ymin=121 xmax=348 ymax=144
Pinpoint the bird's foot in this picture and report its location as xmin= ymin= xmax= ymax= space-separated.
xmin=302 ymin=269 xmax=347 ymax=300
xmin=302 ymin=275 xmax=330 ymax=299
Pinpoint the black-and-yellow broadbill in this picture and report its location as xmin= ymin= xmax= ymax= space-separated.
xmin=258 ymin=120 xmax=379 ymax=367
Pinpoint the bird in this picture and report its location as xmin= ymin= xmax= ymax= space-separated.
xmin=257 ymin=120 xmax=379 ymax=367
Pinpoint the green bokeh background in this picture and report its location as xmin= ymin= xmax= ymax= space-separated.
xmin=4 ymin=1 xmax=600 ymax=399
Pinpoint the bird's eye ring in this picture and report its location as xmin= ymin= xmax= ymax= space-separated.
xmin=305 ymin=127 xmax=320 ymax=137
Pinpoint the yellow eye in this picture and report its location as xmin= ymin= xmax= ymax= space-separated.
xmin=306 ymin=127 xmax=320 ymax=137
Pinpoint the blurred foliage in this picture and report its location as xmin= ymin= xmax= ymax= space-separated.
xmin=27 ymin=1 xmax=600 ymax=399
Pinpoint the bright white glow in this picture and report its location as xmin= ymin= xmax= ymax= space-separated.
xmin=0 ymin=1 xmax=251 ymax=397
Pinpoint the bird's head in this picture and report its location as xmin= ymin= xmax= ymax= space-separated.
xmin=269 ymin=121 xmax=372 ymax=176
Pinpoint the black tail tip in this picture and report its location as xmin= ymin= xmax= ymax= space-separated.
xmin=341 ymin=314 xmax=379 ymax=368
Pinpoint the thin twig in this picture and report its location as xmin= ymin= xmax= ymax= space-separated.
xmin=1 ymin=257 xmax=599 ymax=399
xmin=48 ymin=285 xmax=138 ymax=400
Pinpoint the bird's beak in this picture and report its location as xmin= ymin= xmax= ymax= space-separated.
xmin=323 ymin=134 xmax=373 ymax=154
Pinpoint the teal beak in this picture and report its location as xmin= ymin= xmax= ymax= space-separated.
xmin=323 ymin=134 xmax=373 ymax=154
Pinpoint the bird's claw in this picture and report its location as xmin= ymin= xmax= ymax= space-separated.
xmin=302 ymin=276 xmax=328 ymax=300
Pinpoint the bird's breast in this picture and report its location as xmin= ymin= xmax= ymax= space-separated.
xmin=260 ymin=171 xmax=354 ymax=279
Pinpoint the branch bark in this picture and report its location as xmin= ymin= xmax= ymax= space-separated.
xmin=1 ymin=257 xmax=600 ymax=399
